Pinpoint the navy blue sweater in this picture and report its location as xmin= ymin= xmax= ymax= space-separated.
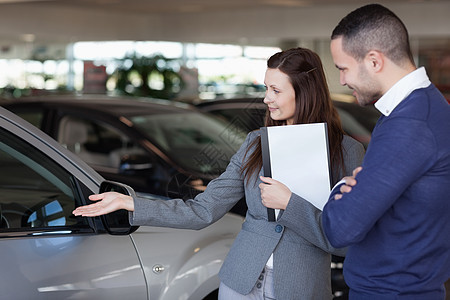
xmin=323 ymin=85 xmax=450 ymax=299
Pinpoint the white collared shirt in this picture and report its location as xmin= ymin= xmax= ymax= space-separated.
xmin=375 ymin=67 xmax=431 ymax=116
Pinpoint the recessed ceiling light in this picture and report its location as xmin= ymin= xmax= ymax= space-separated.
xmin=21 ymin=34 xmax=35 ymax=43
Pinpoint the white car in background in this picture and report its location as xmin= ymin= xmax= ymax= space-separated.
xmin=0 ymin=105 xmax=243 ymax=300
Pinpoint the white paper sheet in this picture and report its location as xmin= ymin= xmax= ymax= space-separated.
xmin=262 ymin=123 xmax=331 ymax=210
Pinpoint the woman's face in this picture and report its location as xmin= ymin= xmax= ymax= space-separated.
xmin=263 ymin=68 xmax=296 ymax=125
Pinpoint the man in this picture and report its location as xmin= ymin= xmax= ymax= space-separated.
xmin=322 ymin=4 xmax=450 ymax=299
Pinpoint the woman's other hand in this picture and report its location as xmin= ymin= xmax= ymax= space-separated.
xmin=72 ymin=192 xmax=134 ymax=217
xmin=259 ymin=176 xmax=292 ymax=210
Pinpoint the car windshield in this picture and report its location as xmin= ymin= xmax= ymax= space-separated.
xmin=130 ymin=111 xmax=247 ymax=175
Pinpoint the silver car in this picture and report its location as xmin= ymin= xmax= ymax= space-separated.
xmin=0 ymin=106 xmax=243 ymax=299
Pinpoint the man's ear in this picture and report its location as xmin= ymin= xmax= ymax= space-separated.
xmin=365 ymin=50 xmax=384 ymax=73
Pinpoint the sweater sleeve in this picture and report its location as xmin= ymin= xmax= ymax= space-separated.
xmin=129 ymin=131 xmax=256 ymax=229
xmin=277 ymin=136 xmax=365 ymax=255
xmin=322 ymin=117 xmax=436 ymax=248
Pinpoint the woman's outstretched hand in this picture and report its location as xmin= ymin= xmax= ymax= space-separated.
xmin=72 ymin=192 xmax=135 ymax=217
xmin=259 ymin=176 xmax=292 ymax=210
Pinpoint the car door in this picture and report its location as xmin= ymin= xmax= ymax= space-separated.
xmin=0 ymin=108 xmax=147 ymax=300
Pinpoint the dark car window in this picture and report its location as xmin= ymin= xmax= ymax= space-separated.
xmin=199 ymin=100 xmax=379 ymax=149
xmin=335 ymin=108 xmax=372 ymax=148
xmin=57 ymin=115 xmax=146 ymax=169
xmin=131 ymin=112 xmax=247 ymax=174
xmin=12 ymin=110 xmax=44 ymax=129
xmin=0 ymin=128 xmax=87 ymax=231
xmin=210 ymin=108 xmax=266 ymax=132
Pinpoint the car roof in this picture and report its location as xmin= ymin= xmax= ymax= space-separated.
xmin=196 ymin=97 xmax=264 ymax=107
xmin=2 ymin=94 xmax=197 ymax=117
xmin=196 ymin=96 xmax=380 ymax=117
xmin=195 ymin=97 xmax=266 ymax=113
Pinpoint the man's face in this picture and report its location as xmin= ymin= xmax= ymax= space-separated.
xmin=330 ymin=37 xmax=381 ymax=106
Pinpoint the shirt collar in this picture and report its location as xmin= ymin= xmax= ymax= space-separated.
xmin=375 ymin=67 xmax=431 ymax=116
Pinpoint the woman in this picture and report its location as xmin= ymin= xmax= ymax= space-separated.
xmin=73 ymin=47 xmax=365 ymax=299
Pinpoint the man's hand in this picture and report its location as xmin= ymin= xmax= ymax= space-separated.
xmin=335 ymin=166 xmax=362 ymax=200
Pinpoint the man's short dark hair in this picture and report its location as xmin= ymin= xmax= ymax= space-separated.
xmin=332 ymin=4 xmax=415 ymax=66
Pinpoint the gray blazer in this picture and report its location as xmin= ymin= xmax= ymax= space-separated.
xmin=131 ymin=130 xmax=365 ymax=299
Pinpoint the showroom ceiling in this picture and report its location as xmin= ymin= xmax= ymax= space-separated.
xmin=0 ymin=0 xmax=448 ymax=46
xmin=0 ymin=0 xmax=434 ymax=15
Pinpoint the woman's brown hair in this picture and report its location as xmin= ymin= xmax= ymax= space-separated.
xmin=242 ymin=47 xmax=345 ymax=184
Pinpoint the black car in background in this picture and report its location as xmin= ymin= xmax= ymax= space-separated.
xmin=196 ymin=96 xmax=381 ymax=149
xmin=2 ymin=95 xmax=248 ymax=215
xmin=197 ymin=96 xmax=381 ymax=299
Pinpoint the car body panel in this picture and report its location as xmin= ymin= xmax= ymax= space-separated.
xmin=133 ymin=214 xmax=243 ymax=300
xmin=0 ymin=105 xmax=243 ymax=299
xmin=0 ymin=235 xmax=148 ymax=299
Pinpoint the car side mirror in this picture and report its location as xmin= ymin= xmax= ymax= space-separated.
xmin=100 ymin=181 xmax=139 ymax=235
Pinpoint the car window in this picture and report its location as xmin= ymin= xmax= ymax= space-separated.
xmin=335 ymin=108 xmax=372 ymax=148
xmin=0 ymin=128 xmax=88 ymax=231
xmin=10 ymin=109 xmax=44 ymax=129
xmin=208 ymin=108 xmax=266 ymax=132
xmin=131 ymin=112 xmax=247 ymax=175
xmin=57 ymin=115 xmax=146 ymax=169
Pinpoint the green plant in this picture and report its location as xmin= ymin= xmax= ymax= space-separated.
xmin=111 ymin=53 xmax=184 ymax=99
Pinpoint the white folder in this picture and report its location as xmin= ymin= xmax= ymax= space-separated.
xmin=261 ymin=123 xmax=331 ymax=215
